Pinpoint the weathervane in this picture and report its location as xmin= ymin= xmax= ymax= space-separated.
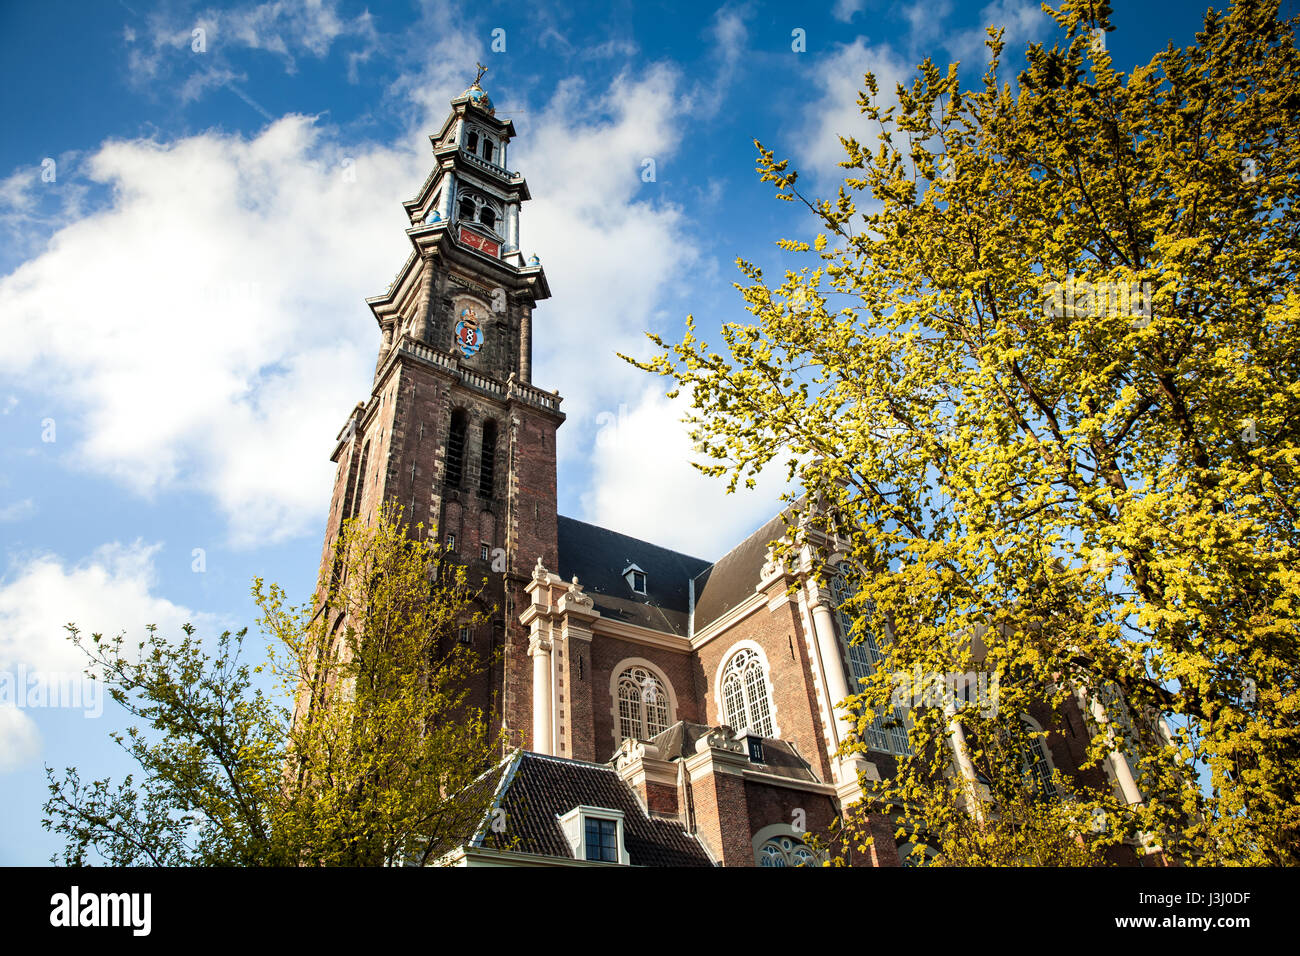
xmin=474 ymin=61 xmax=488 ymax=86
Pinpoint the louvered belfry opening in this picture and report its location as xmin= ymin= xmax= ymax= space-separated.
xmin=446 ymin=409 xmax=468 ymax=488
xmin=479 ymin=419 xmax=497 ymax=498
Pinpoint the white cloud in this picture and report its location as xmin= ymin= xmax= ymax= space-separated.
xmin=0 ymin=500 xmax=35 ymax=523
xmin=793 ymin=38 xmax=916 ymax=184
xmin=833 ymin=0 xmax=869 ymax=22
xmin=947 ymin=0 xmax=1051 ymax=68
xmin=129 ymin=0 xmax=379 ymax=83
xmin=902 ymin=0 xmax=955 ymax=48
xmin=517 ymin=64 xmax=700 ymax=446
xmin=0 ymin=541 xmax=222 ymax=770
xmin=580 ymin=386 xmax=793 ymax=559
xmin=0 ymin=541 xmax=213 ymax=677
xmin=0 ymin=707 xmax=40 ymax=773
xmin=712 ymin=5 xmax=749 ymax=71
xmin=0 ymin=51 xmax=703 ymax=547
xmin=0 ymin=116 xmax=424 ymax=546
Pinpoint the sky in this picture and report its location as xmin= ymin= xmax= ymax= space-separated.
xmin=0 ymin=0 xmax=1250 ymax=865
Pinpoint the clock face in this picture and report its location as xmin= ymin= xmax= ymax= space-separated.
xmin=455 ymin=307 xmax=484 ymax=356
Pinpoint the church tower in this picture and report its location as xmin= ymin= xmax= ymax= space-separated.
xmin=316 ymin=69 xmax=564 ymax=749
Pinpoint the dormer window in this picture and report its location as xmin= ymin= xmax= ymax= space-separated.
xmin=557 ymin=807 xmax=629 ymax=865
xmin=623 ymin=564 xmax=647 ymax=594
xmin=585 ymin=817 xmax=617 ymax=862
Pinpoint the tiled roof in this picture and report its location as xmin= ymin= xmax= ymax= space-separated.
xmin=475 ymin=751 xmax=714 ymax=867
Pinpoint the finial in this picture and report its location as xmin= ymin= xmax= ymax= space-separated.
xmin=474 ymin=61 xmax=488 ymax=87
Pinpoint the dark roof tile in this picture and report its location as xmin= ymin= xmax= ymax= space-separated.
xmin=692 ymin=510 xmax=798 ymax=632
xmin=556 ymin=515 xmax=712 ymax=637
xmin=478 ymin=751 xmax=714 ymax=867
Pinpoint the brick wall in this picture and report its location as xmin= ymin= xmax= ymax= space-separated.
xmin=688 ymin=759 xmax=753 ymax=866
xmin=744 ymin=779 xmax=838 ymax=854
xmin=693 ymin=597 xmax=835 ymax=784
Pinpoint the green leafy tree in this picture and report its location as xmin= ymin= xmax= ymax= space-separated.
xmin=43 ymin=503 xmax=504 ymax=866
xmin=627 ymin=0 xmax=1300 ymax=864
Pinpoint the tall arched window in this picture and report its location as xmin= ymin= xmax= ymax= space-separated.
xmin=478 ymin=419 xmax=497 ymax=498
xmin=350 ymin=440 xmax=370 ymax=520
xmin=830 ymin=567 xmax=910 ymax=755
xmin=445 ymin=409 xmax=468 ymax=488
xmin=1020 ymin=716 xmax=1058 ymax=800
xmin=616 ymin=666 xmax=670 ymax=743
xmin=720 ymin=648 xmax=774 ymax=737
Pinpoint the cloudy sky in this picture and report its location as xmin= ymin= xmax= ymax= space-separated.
xmin=0 ymin=0 xmax=1225 ymax=864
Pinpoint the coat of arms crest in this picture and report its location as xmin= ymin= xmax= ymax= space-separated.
xmin=455 ymin=306 xmax=484 ymax=356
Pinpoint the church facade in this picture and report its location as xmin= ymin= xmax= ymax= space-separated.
xmin=314 ymin=78 xmax=1154 ymax=867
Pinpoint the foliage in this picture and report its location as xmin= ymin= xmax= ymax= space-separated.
xmin=43 ymin=503 xmax=504 ymax=866
xmin=625 ymin=0 xmax=1300 ymax=864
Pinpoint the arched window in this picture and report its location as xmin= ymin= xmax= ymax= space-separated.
xmin=466 ymin=130 xmax=479 ymax=154
xmin=720 ymin=648 xmax=774 ymax=737
xmin=830 ymin=567 xmax=910 ymax=755
xmin=478 ymin=419 xmax=497 ymax=498
xmin=445 ymin=409 xmax=468 ymax=488
xmin=898 ymin=842 xmax=939 ymax=866
xmin=350 ymin=440 xmax=370 ymax=520
xmin=1020 ymin=716 xmax=1058 ymax=800
xmin=757 ymin=835 xmax=815 ymax=867
xmin=454 ymin=190 xmax=502 ymax=237
xmin=615 ymin=666 xmax=670 ymax=743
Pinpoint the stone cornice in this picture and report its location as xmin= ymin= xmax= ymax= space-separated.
xmin=741 ymin=769 xmax=839 ymax=797
xmin=593 ymin=616 xmax=691 ymax=653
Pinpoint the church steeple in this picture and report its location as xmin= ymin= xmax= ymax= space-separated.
xmin=363 ymin=67 xmax=549 ymax=387
xmin=317 ymin=71 xmax=564 ymax=752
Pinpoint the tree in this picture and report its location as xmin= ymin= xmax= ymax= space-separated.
xmin=43 ymin=503 xmax=505 ymax=866
xmin=626 ymin=0 xmax=1300 ymax=864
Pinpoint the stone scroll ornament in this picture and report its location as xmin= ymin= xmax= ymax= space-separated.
xmin=455 ymin=306 xmax=484 ymax=356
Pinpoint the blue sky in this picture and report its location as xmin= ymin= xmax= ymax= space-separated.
xmin=0 ymin=0 xmax=1240 ymax=865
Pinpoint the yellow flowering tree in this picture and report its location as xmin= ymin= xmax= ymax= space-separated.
xmin=44 ymin=502 xmax=503 ymax=865
xmin=628 ymin=0 xmax=1299 ymax=864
